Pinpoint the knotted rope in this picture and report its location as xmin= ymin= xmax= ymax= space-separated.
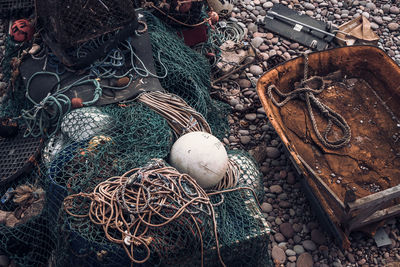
xmin=267 ymin=52 xmax=351 ymax=149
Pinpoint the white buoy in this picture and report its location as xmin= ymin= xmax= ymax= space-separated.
xmin=169 ymin=132 xmax=228 ymax=189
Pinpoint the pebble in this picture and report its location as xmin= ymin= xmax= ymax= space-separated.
xmin=249 ymin=65 xmax=263 ymax=76
xmin=266 ymin=146 xmax=280 ymax=158
xmin=245 ymin=113 xmax=257 ymax=121
xmin=388 ymin=23 xmax=399 ymax=31
xmin=261 ymin=202 xmax=273 ymax=213
xmin=275 ymin=233 xmax=286 ymax=242
xmin=272 ymin=246 xmax=286 ymax=263
xmin=240 ymin=136 xmax=251 ymax=145
xmin=311 ymin=229 xmax=326 ymax=245
xmin=0 ymin=255 xmax=10 ymax=267
xmin=251 ymin=37 xmax=264 ymax=48
xmin=263 ymin=1 xmax=273 ymax=8
xmin=302 ymin=240 xmax=317 ymax=251
xmin=270 ymin=185 xmax=283 ymax=194
xmin=297 ymin=252 xmax=313 ymax=267
xmin=293 ymin=245 xmax=305 ymax=255
xmin=390 ymin=6 xmax=400 ymax=14
xmin=286 ymin=249 xmax=296 ymax=256
xmin=304 ymin=3 xmax=315 ymax=10
xmin=238 ymin=79 xmax=251 ymax=88
xmin=280 ymin=222 xmax=295 ymax=238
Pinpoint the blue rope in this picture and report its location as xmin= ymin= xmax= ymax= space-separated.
xmin=22 ymin=72 xmax=102 ymax=138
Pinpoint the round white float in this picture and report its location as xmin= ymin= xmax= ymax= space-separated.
xmin=169 ymin=132 xmax=228 ymax=189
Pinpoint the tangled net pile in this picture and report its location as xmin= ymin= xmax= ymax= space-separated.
xmin=0 ymin=11 xmax=271 ymax=267
xmin=64 ymin=159 xmax=224 ymax=266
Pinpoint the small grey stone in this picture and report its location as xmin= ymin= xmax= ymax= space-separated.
xmin=311 ymin=229 xmax=326 ymax=245
xmin=358 ymin=258 xmax=366 ymax=265
xmin=280 ymin=222 xmax=294 ymax=238
xmin=373 ymin=16 xmax=384 ymax=25
xmin=347 ymin=253 xmax=356 ymax=263
xmin=245 ymin=113 xmax=257 ymax=121
xmin=274 ymin=233 xmax=286 ymax=242
xmin=251 ymin=37 xmax=264 ymax=48
xmin=296 ymin=252 xmax=313 ymax=267
xmin=261 ymin=202 xmax=273 ymax=213
xmin=279 ymin=201 xmax=291 ymax=208
xmin=383 ymin=4 xmax=391 ymax=13
xmin=238 ymin=79 xmax=251 ymax=88
xmin=304 ymin=3 xmax=315 ymax=10
xmin=247 ymin=22 xmax=258 ymax=33
xmin=388 ymin=23 xmax=399 ymax=31
xmin=272 ymin=246 xmax=286 ymax=263
xmin=286 ymin=249 xmax=296 ymax=256
xmin=240 ymin=136 xmax=251 ymax=145
xmin=249 ymin=65 xmax=263 ymax=76
xmin=293 ymin=245 xmax=305 ymax=255
xmin=362 ymin=12 xmax=369 ymax=18
xmin=365 ymin=2 xmax=376 ymax=10
xmin=390 ymin=6 xmax=400 ymax=14
xmin=370 ymin=22 xmax=379 ymax=30
xmin=266 ymin=146 xmax=280 ymax=159
xmin=292 ymin=223 xmax=302 ymax=233
xmin=302 ymin=240 xmax=317 ymax=251
xmin=270 ymin=185 xmax=283 ymax=193
xmin=263 ymin=1 xmax=273 ymax=8
xmin=235 ymin=104 xmax=245 ymax=111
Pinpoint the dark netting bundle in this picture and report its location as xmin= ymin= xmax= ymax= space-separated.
xmin=142 ymin=0 xmax=206 ymax=26
xmin=0 ymin=166 xmax=54 ymax=266
xmin=36 ymin=0 xmax=137 ymax=46
xmin=144 ymin=12 xmax=230 ymax=139
xmin=0 ymin=0 xmax=33 ymax=18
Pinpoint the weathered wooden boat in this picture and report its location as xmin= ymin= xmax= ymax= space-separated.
xmin=257 ymin=46 xmax=400 ymax=247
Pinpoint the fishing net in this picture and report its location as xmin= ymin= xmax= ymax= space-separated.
xmin=0 ymin=166 xmax=55 ymax=266
xmin=52 ymin=159 xmax=271 ymax=267
xmin=144 ymin=12 xmax=230 ymax=139
xmin=0 ymin=10 xmax=270 ymax=267
xmin=0 ymin=0 xmax=33 ymax=18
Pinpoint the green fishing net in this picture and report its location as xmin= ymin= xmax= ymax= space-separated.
xmin=0 ymin=12 xmax=271 ymax=267
xmin=144 ymin=12 xmax=230 ymax=139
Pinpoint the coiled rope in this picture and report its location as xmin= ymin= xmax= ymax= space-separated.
xmin=63 ymin=159 xmax=226 ymax=266
xmin=267 ymin=52 xmax=351 ymax=149
xmin=138 ymin=91 xmax=211 ymax=137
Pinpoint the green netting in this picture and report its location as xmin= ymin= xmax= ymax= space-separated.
xmin=228 ymin=150 xmax=264 ymax=200
xmin=0 ymin=12 xmax=271 ymax=267
xmin=145 ymin=12 xmax=230 ymax=139
xmin=0 ymin=166 xmax=54 ymax=266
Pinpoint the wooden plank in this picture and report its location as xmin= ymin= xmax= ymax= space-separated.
xmin=297 ymin=155 xmax=345 ymax=210
xmin=347 ymin=202 xmax=385 ymax=233
xmin=346 ymin=184 xmax=400 ymax=213
xmin=348 ymin=205 xmax=400 ymax=231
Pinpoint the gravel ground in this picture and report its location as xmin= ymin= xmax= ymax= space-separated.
xmin=0 ymin=1 xmax=400 ymax=266
xmin=222 ymin=0 xmax=400 ymax=266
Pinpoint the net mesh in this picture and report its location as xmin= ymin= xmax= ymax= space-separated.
xmin=36 ymin=0 xmax=137 ymax=45
xmin=0 ymin=11 xmax=270 ymax=267
xmin=0 ymin=0 xmax=33 ymax=18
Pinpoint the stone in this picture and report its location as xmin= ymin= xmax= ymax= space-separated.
xmin=247 ymin=23 xmax=258 ymax=33
xmin=249 ymin=65 xmax=263 ymax=76
xmin=245 ymin=113 xmax=257 ymax=121
xmin=293 ymin=245 xmax=305 ymax=255
xmin=266 ymin=146 xmax=280 ymax=159
xmin=347 ymin=253 xmax=355 ymax=263
xmin=292 ymin=223 xmax=302 ymax=233
xmin=287 ymin=172 xmax=296 ymax=184
xmin=266 ymin=32 xmax=274 ymax=39
xmin=358 ymin=258 xmax=366 ymax=265
xmin=302 ymin=240 xmax=317 ymax=251
xmin=286 ymin=249 xmax=296 ymax=256
xmin=270 ymin=185 xmax=283 ymax=194
xmin=288 ymin=256 xmax=297 ymax=262
xmin=272 ymin=246 xmax=286 ymax=263
xmin=280 ymin=222 xmax=295 ymax=238
xmin=388 ymin=23 xmax=399 ymax=31
xmin=251 ymin=37 xmax=264 ymax=48
xmin=311 ymin=229 xmax=326 ymax=245
xmin=304 ymin=3 xmax=315 ymax=10
xmin=297 ymin=253 xmax=313 ymax=267
xmin=390 ymin=6 xmax=400 ymax=14
xmin=238 ymin=79 xmax=251 ymax=88
xmin=261 ymin=202 xmax=273 ymax=213
xmin=274 ymin=233 xmax=286 ymax=242
xmin=263 ymin=1 xmax=273 ymax=8
xmin=240 ymin=136 xmax=251 ymax=145
xmin=0 ymin=255 xmax=10 ymax=267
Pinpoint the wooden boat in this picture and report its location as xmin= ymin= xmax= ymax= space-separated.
xmin=257 ymin=46 xmax=400 ymax=247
